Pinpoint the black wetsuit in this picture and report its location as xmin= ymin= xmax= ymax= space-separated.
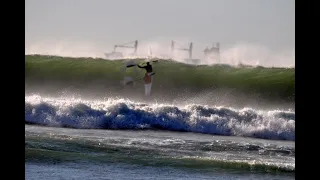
xmin=138 ymin=63 xmax=153 ymax=73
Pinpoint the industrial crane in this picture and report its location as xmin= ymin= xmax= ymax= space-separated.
xmin=104 ymin=40 xmax=138 ymax=59
xmin=203 ymin=42 xmax=220 ymax=63
xmin=171 ymin=40 xmax=193 ymax=59
xmin=113 ymin=40 xmax=138 ymax=54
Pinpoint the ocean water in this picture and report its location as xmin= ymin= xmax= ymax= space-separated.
xmin=25 ymin=55 xmax=295 ymax=179
xmin=25 ymin=123 xmax=294 ymax=180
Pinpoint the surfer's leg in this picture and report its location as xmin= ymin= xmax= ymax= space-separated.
xmin=144 ymin=84 xmax=150 ymax=96
xmin=145 ymin=83 xmax=151 ymax=96
xmin=148 ymin=83 xmax=152 ymax=96
xmin=144 ymin=73 xmax=153 ymax=96
xmin=144 ymin=84 xmax=148 ymax=96
xmin=149 ymin=82 xmax=152 ymax=95
xmin=148 ymin=76 xmax=153 ymax=96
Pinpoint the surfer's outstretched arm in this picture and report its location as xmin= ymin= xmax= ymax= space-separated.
xmin=137 ymin=65 xmax=146 ymax=68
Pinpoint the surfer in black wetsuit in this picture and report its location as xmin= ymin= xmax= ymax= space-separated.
xmin=138 ymin=62 xmax=154 ymax=96
xmin=138 ymin=62 xmax=153 ymax=73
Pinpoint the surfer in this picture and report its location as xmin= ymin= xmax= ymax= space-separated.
xmin=138 ymin=62 xmax=154 ymax=96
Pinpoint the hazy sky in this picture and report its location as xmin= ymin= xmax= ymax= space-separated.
xmin=25 ymin=0 xmax=294 ymax=66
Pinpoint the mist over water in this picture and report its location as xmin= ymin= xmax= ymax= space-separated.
xmin=25 ymin=38 xmax=295 ymax=68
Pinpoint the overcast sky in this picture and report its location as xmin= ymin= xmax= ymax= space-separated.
xmin=25 ymin=0 xmax=294 ymax=66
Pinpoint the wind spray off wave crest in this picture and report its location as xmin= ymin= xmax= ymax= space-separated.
xmin=25 ymin=40 xmax=107 ymax=58
xmin=25 ymin=38 xmax=295 ymax=68
xmin=25 ymin=95 xmax=295 ymax=141
xmin=219 ymin=43 xmax=295 ymax=68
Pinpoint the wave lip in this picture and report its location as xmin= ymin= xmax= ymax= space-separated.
xmin=25 ymin=96 xmax=295 ymax=141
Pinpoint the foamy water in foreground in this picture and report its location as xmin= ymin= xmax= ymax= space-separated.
xmin=25 ymin=94 xmax=295 ymax=179
xmin=25 ymin=95 xmax=295 ymax=141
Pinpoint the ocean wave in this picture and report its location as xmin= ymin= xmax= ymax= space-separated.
xmin=25 ymin=95 xmax=295 ymax=141
xmin=25 ymin=55 xmax=295 ymax=102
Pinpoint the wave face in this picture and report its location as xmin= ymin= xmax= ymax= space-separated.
xmin=25 ymin=95 xmax=295 ymax=141
xmin=25 ymin=55 xmax=295 ymax=102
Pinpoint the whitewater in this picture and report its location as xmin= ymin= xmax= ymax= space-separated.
xmin=25 ymin=95 xmax=294 ymax=141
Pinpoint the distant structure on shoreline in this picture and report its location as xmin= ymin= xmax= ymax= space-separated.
xmin=104 ymin=40 xmax=138 ymax=59
xmin=104 ymin=40 xmax=220 ymax=63
xmin=204 ymin=43 xmax=220 ymax=63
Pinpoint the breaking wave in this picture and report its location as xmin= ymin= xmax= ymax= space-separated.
xmin=25 ymin=95 xmax=295 ymax=141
